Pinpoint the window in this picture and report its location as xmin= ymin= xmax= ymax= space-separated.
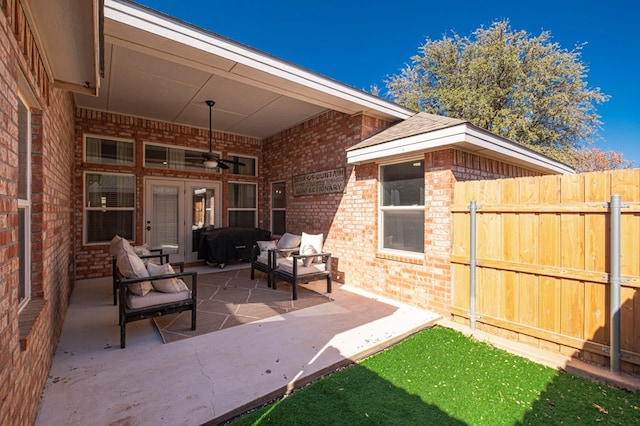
xmin=379 ymin=159 xmax=425 ymax=254
xmin=18 ymin=94 xmax=31 ymax=310
xmin=227 ymin=155 xmax=257 ymax=176
xmin=84 ymin=172 xmax=135 ymax=244
xmin=85 ymin=136 xmax=134 ymax=165
xmin=228 ymin=182 xmax=257 ymax=227
xmin=271 ymin=182 xmax=286 ymax=236
xmin=144 ymin=143 xmax=216 ymax=172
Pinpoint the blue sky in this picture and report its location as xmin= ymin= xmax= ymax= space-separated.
xmin=136 ymin=0 xmax=639 ymax=164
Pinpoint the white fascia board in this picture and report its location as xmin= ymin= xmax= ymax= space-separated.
xmin=463 ymin=127 xmax=574 ymax=174
xmin=347 ymin=123 xmax=574 ymax=174
xmin=347 ymin=124 xmax=468 ymax=164
xmin=105 ymin=0 xmax=413 ymax=120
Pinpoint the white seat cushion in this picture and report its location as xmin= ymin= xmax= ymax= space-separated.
xmin=277 ymin=258 xmax=327 ymax=276
xmin=126 ymin=285 xmax=190 ymax=310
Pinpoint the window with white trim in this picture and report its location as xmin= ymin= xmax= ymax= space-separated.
xmin=379 ymin=159 xmax=425 ymax=254
xmin=18 ymin=93 xmax=31 ymax=310
xmin=84 ymin=172 xmax=135 ymax=244
xmin=85 ymin=135 xmax=134 ymax=165
xmin=144 ymin=143 xmax=218 ymax=172
xmin=227 ymin=155 xmax=257 ymax=176
xmin=227 ymin=182 xmax=257 ymax=227
xmin=271 ymin=181 xmax=286 ymax=236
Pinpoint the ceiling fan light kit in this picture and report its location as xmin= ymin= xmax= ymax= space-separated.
xmin=202 ymin=100 xmax=244 ymax=170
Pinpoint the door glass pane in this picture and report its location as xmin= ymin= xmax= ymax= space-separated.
xmin=272 ymin=182 xmax=286 ymax=208
xmin=152 ymin=186 xmax=179 ymax=253
xmin=272 ymin=210 xmax=286 ymax=235
xmin=192 ymin=187 xmax=215 ymax=251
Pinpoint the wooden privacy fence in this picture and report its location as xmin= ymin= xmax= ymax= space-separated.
xmin=451 ymin=169 xmax=640 ymax=374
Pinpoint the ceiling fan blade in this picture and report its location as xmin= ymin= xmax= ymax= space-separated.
xmin=217 ymin=161 xmax=230 ymax=169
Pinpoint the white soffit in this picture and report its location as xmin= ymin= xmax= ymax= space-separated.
xmin=346 ymin=123 xmax=574 ymax=175
xmin=104 ymin=0 xmax=413 ymax=120
xmin=23 ymin=0 xmax=101 ymax=95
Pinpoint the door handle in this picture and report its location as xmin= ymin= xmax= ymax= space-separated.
xmin=146 ymin=226 xmax=151 ymax=231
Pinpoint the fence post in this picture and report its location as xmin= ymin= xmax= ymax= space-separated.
xmin=469 ymin=200 xmax=480 ymax=332
xmin=609 ymin=194 xmax=621 ymax=373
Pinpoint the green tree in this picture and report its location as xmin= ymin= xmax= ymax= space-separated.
xmin=385 ymin=20 xmax=610 ymax=161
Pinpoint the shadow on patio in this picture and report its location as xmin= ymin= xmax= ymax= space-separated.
xmin=36 ymin=264 xmax=441 ymax=425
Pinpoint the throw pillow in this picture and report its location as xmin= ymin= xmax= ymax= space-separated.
xmin=110 ymin=234 xmax=131 ymax=257
xmin=276 ymin=233 xmax=301 ymax=250
xmin=276 ymin=233 xmax=301 ymax=259
xmin=256 ymin=240 xmax=277 ymax=264
xmin=147 ymin=262 xmax=182 ymax=293
xmin=300 ymin=232 xmax=323 ymax=263
xmin=116 ymin=248 xmax=152 ymax=296
xmin=132 ymin=243 xmax=151 ymax=256
xmin=300 ymin=243 xmax=317 ymax=267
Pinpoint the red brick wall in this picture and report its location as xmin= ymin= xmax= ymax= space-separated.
xmin=261 ymin=116 xmax=542 ymax=315
xmin=74 ymin=109 xmax=262 ymax=279
xmin=0 ymin=1 xmax=76 ymax=424
xmin=334 ymin=149 xmax=540 ymax=314
xmin=259 ymin=110 xmax=393 ymax=238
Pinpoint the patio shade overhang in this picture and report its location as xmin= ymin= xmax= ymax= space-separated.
xmin=22 ymin=0 xmax=102 ymax=96
xmin=73 ymin=0 xmax=414 ymax=139
xmin=346 ymin=112 xmax=575 ymax=175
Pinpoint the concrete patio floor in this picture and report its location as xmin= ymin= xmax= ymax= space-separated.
xmin=35 ymin=264 xmax=441 ymax=425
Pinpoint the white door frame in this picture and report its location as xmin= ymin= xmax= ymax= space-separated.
xmin=144 ymin=177 xmax=221 ymax=263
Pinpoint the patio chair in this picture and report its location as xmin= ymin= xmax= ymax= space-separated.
xmin=251 ymin=233 xmax=301 ymax=287
xmin=113 ymin=245 xmax=197 ymax=348
xmin=109 ymin=235 xmax=165 ymax=305
xmin=272 ymin=232 xmax=332 ymax=300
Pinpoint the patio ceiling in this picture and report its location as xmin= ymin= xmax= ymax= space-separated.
xmin=73 ymin=0 xmax=414 ymax=139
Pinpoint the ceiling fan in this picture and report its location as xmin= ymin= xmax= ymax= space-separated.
xmin=202 ymin=100 xmax=245 ymax=170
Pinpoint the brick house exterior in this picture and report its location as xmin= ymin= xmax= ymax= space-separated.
xmin=0 ymin=2 xmax=78 ymax=424
xmin=0 ymin=1 xmax=571 ymax=424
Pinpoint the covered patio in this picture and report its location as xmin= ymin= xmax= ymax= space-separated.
xmin=35 ymin=264 xmax=441 ymax=425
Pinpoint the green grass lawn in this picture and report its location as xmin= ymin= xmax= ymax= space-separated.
xmin=228 ymin=326 xmax=640 ymax=425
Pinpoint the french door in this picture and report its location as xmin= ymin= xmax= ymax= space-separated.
xmin=144 ymin=178 xmax=221 ymax=263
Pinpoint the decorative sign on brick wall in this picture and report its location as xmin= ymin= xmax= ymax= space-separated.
xmin=293 ymin=167 xmax=345 ymax=196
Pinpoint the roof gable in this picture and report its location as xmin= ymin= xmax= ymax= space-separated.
xmin=348 ymin=112 xmax=466 ymax=151
xmin=347 ymin=112 xmax=573 ymax=175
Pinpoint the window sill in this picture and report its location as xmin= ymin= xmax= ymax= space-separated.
xmin=376 ymin=251 xmax=424 ymax=264
xmin=18 ymin=298 xmax=48 ymax=351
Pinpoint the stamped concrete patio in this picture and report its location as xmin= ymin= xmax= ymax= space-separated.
xmin=35 ymin=264 xmax=441 ymax=425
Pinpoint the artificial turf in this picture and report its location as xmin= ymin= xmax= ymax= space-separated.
xmin=228 ymin=326 xmax=640 ymax=425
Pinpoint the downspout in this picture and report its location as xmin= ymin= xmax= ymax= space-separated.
xmin=609 ymin=194 xmax=622 ymax=373
xmin=469 ymin=200 xmax=480 ymax=332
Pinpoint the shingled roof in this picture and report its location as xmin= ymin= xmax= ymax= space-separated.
xmin=348 ymin=112 xmax=467 ymax=151
xmin=346 ymin=111 xmax=574 ymax=174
